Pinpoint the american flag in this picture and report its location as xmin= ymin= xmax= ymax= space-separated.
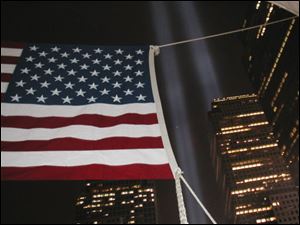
xmin=1 ymin=42 xmax=174 ymax=180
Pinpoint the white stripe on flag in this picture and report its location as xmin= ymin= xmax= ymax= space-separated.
xmin=1 ymin=102 xmax=157 ymax=117
xmin=1 ymin=82 xmax=9 ymax=93
xmin=1 ymin=124 xmax=161 ymax=142
xmin=1 ymin=48 xmax=23 ymax=57
xmin=1 ymin=149 xmax=168 ymax=167
xmin=1 ymin=64 xmax=16 ymax=74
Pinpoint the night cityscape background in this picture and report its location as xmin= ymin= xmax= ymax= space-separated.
xmin=1 ymin=1 xmax=299 ymax=224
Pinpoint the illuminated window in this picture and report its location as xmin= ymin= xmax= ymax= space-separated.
xmin=236 ymin=173 xmax=290 ymax=184
xmin=232 ymin=163 xmax=263 ymax=171
xmin=289 ymin=127 xmax=297 ymax=139
xmin=272 ymin=104 xmax=284 ymax=125
xmin=290 ymin=134 xmax=299 ymax=149
xmin=221 ymin=125 xmax=244 ymax=131
xmin=271 ymin=73 xmax=288 ymax=107
xmin=259 ymin=19 xmax=295 ymax=96
xmin=236 ymin=111 xmax=264 ymax=118
xmin=225 ymin=143 xmax=277 ymax=155
xmin=221 ymin=128 xmax=251 ymax=135
xmin=272 ymin=202 xmax=280 ymax=207
xmin=247 ymin=121 xmax=269 ymax=127
xmin=236 ymin=206 xmax=272 ymax=215
xmin=256 ymin=1 xmax=261 ymax=10
xmin=256 ymin=217 xmax=277 ymax=223
xmin=231 ymin=186 xmax=265 ymax=195
xmin=76 ymin=201 xmax=84 ymax=206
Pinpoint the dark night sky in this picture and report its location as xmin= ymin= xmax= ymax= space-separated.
xmin=1 ymin=1 xmax=254 ymax=224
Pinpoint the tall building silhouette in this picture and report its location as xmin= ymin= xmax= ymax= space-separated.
xmin=75 ymin=181 xmax=157 ymax=224
xmin=209 ymin=94 xmax=299 ymax=224
xmin=241 ymin=1 xmax=299 ymax=183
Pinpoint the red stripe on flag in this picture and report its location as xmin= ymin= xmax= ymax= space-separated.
xmin=1 ymin=42 xmax=25 ymax=48
xmin=1 ymin=93 xmax=5 ymax=102
xmin=1 ymin=56 xmax=19 ymax=64
xmin=1 ymin=74 xmax=12 ymax=82
xmin=1 ymin=114 xmax=159 ymax=128
xmin=1 ymin=137 xmax=164 ymax=151
xmin=1 ymin=164 xmax=174 ymax=180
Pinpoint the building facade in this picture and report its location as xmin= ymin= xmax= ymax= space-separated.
xmin=241 ymin=1 xmax=299 ymax=183
xmin=75 ymin=181 xmax=157 ymax=224
xmin=209 ymin=94 xmax=299 ymax=224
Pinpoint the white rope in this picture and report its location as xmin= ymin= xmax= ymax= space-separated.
xmin=158 ymin=16 xmax=298 ymax=48
xmin=148 ymin=47 xmax=188 ymax=224
xmin=175 ymin=168 xmax=189 ymax=224
xmin=180 ymin=175 xmax=217 ymax=224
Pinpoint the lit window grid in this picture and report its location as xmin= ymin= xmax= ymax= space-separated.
xmin=76 ymin=183 xmax=156 ymax=224
xmin=258 ymin=19 xmax=295 ymax=97
xmin=256 ymin=1 xmax=261 ymax=10
xmin=232 ymin=163 xmax=264 ymax=171
xmin=256 ymin=4 xmax=273 ymax=39
xmin=271 ymin=104 xmax=284 ymax=126
xmin=221 ymin=121 xmax=268 ymax=131
xmin=223 ymin=143 xmax=278 ymax=155
xmin=235 ymin=173 xmax=291 ymax=185
xmin=231 ymin=186 xmax=265 ymax=195
xmin=236 ymin=206 xmax=272 ymax=215
xmin=256 ymin=216 xmax=277 ymax=223
xmin=218 ymin=122 xmax=269 ymax=135
xmin=271 ymin=72 xmax=288 ymax=108
xmin=209 ymin=94 xmax=298 ymax=224
xmin=213 ymin=94 xmax=257 ymax=103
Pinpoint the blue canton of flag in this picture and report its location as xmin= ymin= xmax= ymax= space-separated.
xmin=4 ymin=44 xmax=154 ymax=105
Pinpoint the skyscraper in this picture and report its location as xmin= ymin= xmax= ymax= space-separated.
xmin=209 ymin=94 xmax=299 ymax=224
xmin=75 ymin=181 xmax=157 ymax=224
xmin=241 ymin=1 xmax=299 ymax=183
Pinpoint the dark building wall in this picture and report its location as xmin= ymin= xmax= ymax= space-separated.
xmin=208 ymin=94 xmax=299 ymax=224
xmin=75 ymin=181 xmax=157 ymax=224
xmin=240 ymin=1 xmax=299 ymax=185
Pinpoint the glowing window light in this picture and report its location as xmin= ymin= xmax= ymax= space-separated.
xmin=221 ymin=128 xmax=251 ymax=135
xmin=213 ymin=94 xmax=256 ymax=102
xmin=256 ymin=217 xmax=277 ymax=223
xmin=236 ymin=111 xmax=264 ymax=118
xmin=226 ymin=143 xmax=277 ymax=154
xmin=256 ymin=1 xmax=261 ymax=10
xmin=259 ymin=19 xmax=295 ymax=96
xmin=272 ymin=202 xmax=280 ymax=207
xmin=271 ymin=72 xmax=288 ymax=107
xmin=257 ymin=4 xmax=274 ymax=38
xmin=236 ymin=173 xmax=290 ymax=184
xmin=232 ymin=163 xmax=263 ymax=171
xmin=76 ymin=201 xmax=84 ymax=205
xmin=235 ymin=204 xmax=252 ymax=210
xmin=250 ymin=143 xmax=278 ymax=150
xmin=231 ymin=186 xmax=265 ymax=195
xmin=236 ymin=206 xmax=272 ymax=215
xmin=221 ymin=125 xmax=244 ymax=131
xmin=248 ymin=121 xmax=269 ymax=127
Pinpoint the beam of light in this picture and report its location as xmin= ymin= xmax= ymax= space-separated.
xmin=149 ymin=2 xmax=208 ymax=224
xmin=175 ymin=1 xmax=222 ymax=111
